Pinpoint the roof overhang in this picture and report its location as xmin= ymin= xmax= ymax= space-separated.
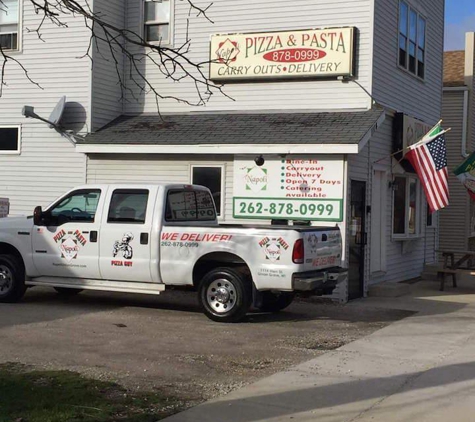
xmin=76 ymin=108 xmax=386 ymax=156
xmin=76 ymin=142 xmax=361 ymax=154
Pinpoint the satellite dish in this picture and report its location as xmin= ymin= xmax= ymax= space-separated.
xmin=48 ymin=96 xmax=66 ymax=129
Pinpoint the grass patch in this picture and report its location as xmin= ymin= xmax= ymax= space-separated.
xmin=0 ymin=363 xmax=184 ymax=422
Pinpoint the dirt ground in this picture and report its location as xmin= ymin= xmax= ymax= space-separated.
xmin=0 ymin=287 xmax=413 ymax=408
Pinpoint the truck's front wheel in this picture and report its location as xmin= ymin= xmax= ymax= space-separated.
xmin=0 ymin=254 xmax=26 ymax=303
xmin=198 ymin=267 xmax=252 ymax=323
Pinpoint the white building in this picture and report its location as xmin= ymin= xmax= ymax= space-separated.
xmin=0 ymin=0 xmax=445 ymax=300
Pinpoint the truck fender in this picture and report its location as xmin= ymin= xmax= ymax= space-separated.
xmin=191 ymin=248 xmax=257 ymax=288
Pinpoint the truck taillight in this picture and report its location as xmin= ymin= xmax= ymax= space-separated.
xmin=292 ymin=239 xmax=305 ymax=264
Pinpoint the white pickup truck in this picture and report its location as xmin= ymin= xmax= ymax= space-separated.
xmin=0 ymin=184 xmax=346 ymax=322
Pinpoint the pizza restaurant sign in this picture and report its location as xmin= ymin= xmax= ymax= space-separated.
xmin=210 ymin=27 xmax=355 ymax=81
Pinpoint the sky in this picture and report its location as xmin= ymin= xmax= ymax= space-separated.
xmin=445 ymin=0 xmax=475 ymax=50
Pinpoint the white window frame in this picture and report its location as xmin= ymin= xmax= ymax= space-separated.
xmin=392 ymin=175 xmax=422 ymax=239
xmin=142 ymin=0 xmax=174 ymax=46
xmin=0 ymin=125 xmax=21 ymax=154
xmin=190 ymin=164 xmax=225 ymax=219
xmin=0 ymin=0 xmax=22 ymax=52
xmin=398 ymin=0 xmax=426 ymax=80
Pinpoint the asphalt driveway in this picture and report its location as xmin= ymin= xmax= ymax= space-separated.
xmin=0 ymin=287 xmax=412 ymax=406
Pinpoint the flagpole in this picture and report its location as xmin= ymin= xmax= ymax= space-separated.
xmin=373 ymin=127 xmax=451 ymax=165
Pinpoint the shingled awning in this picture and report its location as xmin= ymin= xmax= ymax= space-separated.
xmin=76 ymin=107 xmax=385 ymax=155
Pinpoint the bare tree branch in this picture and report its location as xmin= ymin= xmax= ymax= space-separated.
xmin=0 ymin=0 xmax=231 ymax=113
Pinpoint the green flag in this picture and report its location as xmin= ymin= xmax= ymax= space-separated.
xmin=454 ymin=151 xmax=475 ymax=200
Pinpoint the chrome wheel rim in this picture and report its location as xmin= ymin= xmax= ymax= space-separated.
xmin=206 ymin=278 xmax=237 ymax=314
xmin=0 ymin=265 xmax=13 ymax=297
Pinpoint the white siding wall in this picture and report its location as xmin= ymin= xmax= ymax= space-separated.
xmin=372 ymin=0 xmax=444 ymax=123
xmin=87 ymin=154 xmax=236 ymax=219
xmin=91 ymin=0 xmax=125 ymax=131
xmin=0 ymin=1 xmax=90 ymax=215
xmin=123 ymin=0 xmax=373 ymax=114
xmin=349 ymin=114 xmax=437 ymax=290
xmin=439 ymin=90 xmax=470 ymax=260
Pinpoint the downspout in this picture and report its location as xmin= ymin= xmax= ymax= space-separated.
xmin=462 ymin=89 xmax=470 ymax=158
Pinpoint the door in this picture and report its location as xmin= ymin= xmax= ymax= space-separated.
xmin=349 ymin=180 xmax=366 ymax=300
xmin=32 ymin=189 xmax=103 ymax=279
xmin=99 ymin=188 xmax=155 ymax=282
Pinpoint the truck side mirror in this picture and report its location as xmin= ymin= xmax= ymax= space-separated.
xmin=33 ymin=206 xmax=43 ymax=226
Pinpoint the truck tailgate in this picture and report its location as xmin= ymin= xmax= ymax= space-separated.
xmin=302 ymin=228 xmax=342 ymax=271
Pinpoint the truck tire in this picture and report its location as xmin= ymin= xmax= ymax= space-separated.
xmin=0 ymin=254 xmax=26 ymax=303
xmin=257 ymin=291 xmax=295 ymax=313
xmin=54 ymin=287 xmax=83 ymax=297
xmin=198 ymin=267 xmax=252 ymax=323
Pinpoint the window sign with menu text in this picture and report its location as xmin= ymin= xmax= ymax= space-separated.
xmin=233 ymin=156 xmax=345 ymax=222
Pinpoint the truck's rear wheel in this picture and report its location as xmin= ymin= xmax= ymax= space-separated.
xmin=0 ymin=254 xmax=26 ymax=303
xmin=257 ymin=291 xmax=295 ymax=313
xmin=198 ymin=267 xmax=252 ymax=323
xmin=54 ymin=287 xmax=83 ymax=297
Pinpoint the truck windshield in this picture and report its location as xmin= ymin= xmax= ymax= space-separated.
xmin=165 ymin=190 xmax=216 ymax=222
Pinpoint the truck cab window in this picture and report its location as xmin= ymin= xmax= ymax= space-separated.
xmin=166 ymin=190 xmax=216 ymax=222
xmin=108 ymin=189 xmax=149 ymax=224
xmin=48 ymin=190 xmax=101 ymax=226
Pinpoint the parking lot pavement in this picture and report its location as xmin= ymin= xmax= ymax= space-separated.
xmin=0 ymin=286 xmax=411 ymax=404
xmin=163 ymin=279 xmax=475 ymax=422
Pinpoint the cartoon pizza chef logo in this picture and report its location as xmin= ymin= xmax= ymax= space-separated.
xmin=215 ymin=38 xmax=240 ymax=63
xmin=259 ymin=237 xmax=289 ymax=262
xmin=113 ymin=232 xmax=134 ymax=260
xmin=307 ymin=234 xmax=319 ymax=251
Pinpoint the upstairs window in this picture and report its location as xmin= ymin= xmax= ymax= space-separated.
xmin=399 ymin=1 xmax=426 ymax=79
xmin=144 ymin=0 xmax=171 ymax=45
xmin=0 ymin=0 xmax=19 ymax=51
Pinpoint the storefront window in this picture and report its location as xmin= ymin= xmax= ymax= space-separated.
xmin=393 ymin=176 xmax=420 ymax=237
xmin=191 ymin=166 xmax=223 ymax=216
xmin=393 ymin=177 xmax=406 ymax=234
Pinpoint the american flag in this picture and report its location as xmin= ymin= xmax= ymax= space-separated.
xmin=405 ymin=134 xmax=449 ymax=213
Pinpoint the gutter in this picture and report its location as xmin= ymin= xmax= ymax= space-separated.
xmin=443 ymin=86 xmax=470 ymax=158
xmin=462 ymin=89 xmax=470 ymax=158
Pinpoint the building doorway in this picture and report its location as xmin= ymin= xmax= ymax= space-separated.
xmin=349 ymin=180 xmax=366 ymax=300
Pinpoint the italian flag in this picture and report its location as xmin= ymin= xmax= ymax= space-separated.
xmin=454 ymin=151 xmax=475 ymax=201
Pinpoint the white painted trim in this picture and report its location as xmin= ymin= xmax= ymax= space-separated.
xmin=190 ymin=163 xmax=225 ymax=219
xmin=77 ymin=143 xmax=360 ymax=155
xmin=0 ymin=124 xmax=21 ymax=154
xmin=358 ymin=110 xmax=386 ymax=152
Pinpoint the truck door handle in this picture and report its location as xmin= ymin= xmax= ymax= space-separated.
xmin=90 ymin=231 xmax=98 ymax=243
xmin=140 ymin=233 xmax=149 ymax=245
